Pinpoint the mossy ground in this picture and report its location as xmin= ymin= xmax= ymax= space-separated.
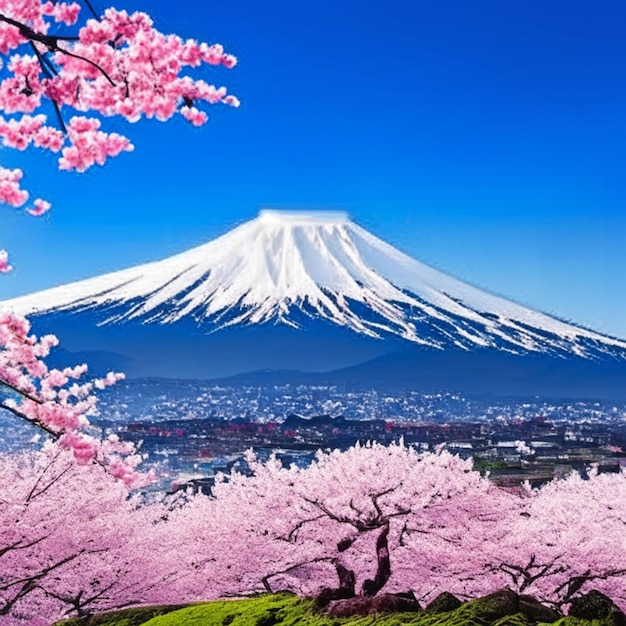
xmin=56 ymin=604 xmax=188 ymax=626
xmin=54 ymin=593 xmax=613 ymax=626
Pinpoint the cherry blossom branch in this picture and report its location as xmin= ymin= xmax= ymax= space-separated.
xmin=53 ymin=43 xmax=116 ymax=86
xmin=280 ymin=514 xmax=326 ymax=543
xmin=26 ymin=455 xmax=73 ymax=503
xmin=0 ymin=550 xmax=85 ymax=615
xmin=497 ymin=556 xmax=569 ymax=593
xmin=29 ymin=42 xmax=68 ymax=132
xmin=0 ymin=1 xmax=239 ymax=268
xmin=0 ymin=398 xmax=60 ymax=439
xmin=0 ymin=535 xmax=49 ymax=560
xmin=303 ymin=490 xmax=407 ymax=532
xmin=1 ymin=392 xmax=119 ymax=476
xmin=0 ymin=13 xmax=76 ymax=44
xmin=0 ymin=312 xmax=147 ymax=487
xmin=302 ymin=496 xmax=363 ymax=530
xmin=555 ymin=568 xmax=626 ymax=604
xmin=44 ymin=582 xmax=118 ymax=619
xmin=404 ymin=525 xmax=464 ymax=547
xmin=370 ymin=486 xmax=397 ymax=520
xmin=0 ymin=14 xmax=116 ymax=87
xmin=0 ymin=397 xmax=121 ymax=479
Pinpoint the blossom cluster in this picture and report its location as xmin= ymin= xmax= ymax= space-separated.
xmin=0 ymin=0 xmax=238 ymax=254
xmin=0 ymin=310 xmax=145 ymax=486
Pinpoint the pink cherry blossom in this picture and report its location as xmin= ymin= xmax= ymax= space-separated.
xmin=41 ymin=1 xmax=81 ymax=26
xmin=27 ymin=198 xmax=51 ymax=216
xmin=0 ymin=248 xmax=11 ymax=273
xmin=1 ymin=436 xmax=626 ymax=624
xmin=0 ymin=311 xmax=144 ymax=481
xmin=0 ymin=446 xmax=167 ymax=622
xmin=0 ymin=0 xmax=238 ymax=265
xmin=181 ymin=105 xmax=208 ymax=126
xmin=0 ymin=166 xmax=28 ymax=206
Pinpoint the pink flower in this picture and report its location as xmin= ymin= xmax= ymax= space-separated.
xmin=0 ymin=0 xmax=238 ymax=283
xmin=181 ymin=105 xmax=208 ymax=126
xmin=27 ymin=198 xmax=51 ymax=216
xmin=222 ymin=54 xmax=237 ymax=69
xmin=223 ymin=94 xmax=240 ymax=108
xmin=59 ymin=432 xmax=99 ymax=464
xmin=0 ymin=166 xmax=28 ymax=207
xmin=201 ymin=43 xmax=225 ymax=65
xmin=42 ymin=1 xmax=81 ymax=26
xmin=0 ymin=249 xmax=12 ymax=273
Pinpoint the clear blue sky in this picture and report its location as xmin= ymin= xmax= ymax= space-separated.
xmin=1 ymin=0 xmax=625 ymax=338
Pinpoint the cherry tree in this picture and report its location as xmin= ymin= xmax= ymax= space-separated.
xmin=494 ymin=468 xmax=626 ymax=611
xmin=0 ymin=0 xmax=238 ymax=269
xmin=167 ymin=442 xmax=516 ymax=603
xmin=0 ymin=445 xmax=172 ymax=624
xmin=156 ymin=447 xmax=626 ymax=613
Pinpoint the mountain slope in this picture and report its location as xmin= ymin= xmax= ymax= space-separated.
xmin=0 ymin=211 xmax=626 ymax=399
xmin=3 ymin=210 xmax=626 ymax=359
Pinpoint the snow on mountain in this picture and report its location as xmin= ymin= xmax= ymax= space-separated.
xmin=2 ymin=210 xmax=626 ymax=361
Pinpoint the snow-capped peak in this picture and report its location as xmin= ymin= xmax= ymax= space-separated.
xmin=258 ymin=209 xmax=349 ymax=224
xmin=2 ymin=210 xmax=625 ymax=359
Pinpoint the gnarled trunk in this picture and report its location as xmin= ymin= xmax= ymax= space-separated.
xmin=362 ymin=523 xmax=390 ymax=596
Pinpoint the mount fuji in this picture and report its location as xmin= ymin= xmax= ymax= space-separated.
xmin=2 ymin=210 xmax=626 ymax=398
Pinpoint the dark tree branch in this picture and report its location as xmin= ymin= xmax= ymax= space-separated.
xmin=403 ymin=525 xmax=463 ymax=546
xmin=0 ymin=399 xmax=116 ymax=478
xmin=54 ymin=43 xmax=116 ymax=86
xmin=0 ymin=13 xmax=115 ymax=86
xmin=370 ymin=486 xmax=397 ymax=520
xmin=553 ymin=568 xmax=626 ymax=603
xmin=497 ymin=554 xmax=570 ymax=595
xmin=82 ymin=0 xmax=99 ymax=19
xmin=27 ymin=462 xmax=72 ymax=503
xmin=1 ymin=377 xmax=47 ymax=407
xmin=279 ymin=514 xmax=325 ymax=543
xmin=0 ymin=550 xmax=84 ymax=615
xmin=0 ymin=400 xmax=60 ymax=439
xmin=0 ymin=535 xmax=49 ymax=559
xmin=29 ymin=41 xmax=67 ymax=133
xmin=303 ymin=494 xmax=401 ymax=532
xmin=302 ymin=496 xmax=360 ymax=529
xmin=260 ymin=556 xmax=334 ymax=594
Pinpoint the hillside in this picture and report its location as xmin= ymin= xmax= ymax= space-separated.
xmin=54 ymin=591 xmax=623 ymax=626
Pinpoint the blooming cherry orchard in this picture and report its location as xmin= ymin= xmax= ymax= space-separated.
xmin=0 ymin=0 xmax=239 ymax=266
xmin=156 ymin=443 xmax=626 ymax=614
xmin=2 ymin=441 xmax=626 ymax=623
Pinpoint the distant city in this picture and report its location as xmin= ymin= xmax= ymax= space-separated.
xmin=95 ymin=379 xmax=626 ymax=425
xmin=2 ymin=379 xmax=625 ymax=492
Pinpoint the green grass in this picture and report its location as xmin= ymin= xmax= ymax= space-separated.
xmin=54 ymin=593 xmax=616 ymax=626
xmin=55 ymin=604 xmax=189 ymax=626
